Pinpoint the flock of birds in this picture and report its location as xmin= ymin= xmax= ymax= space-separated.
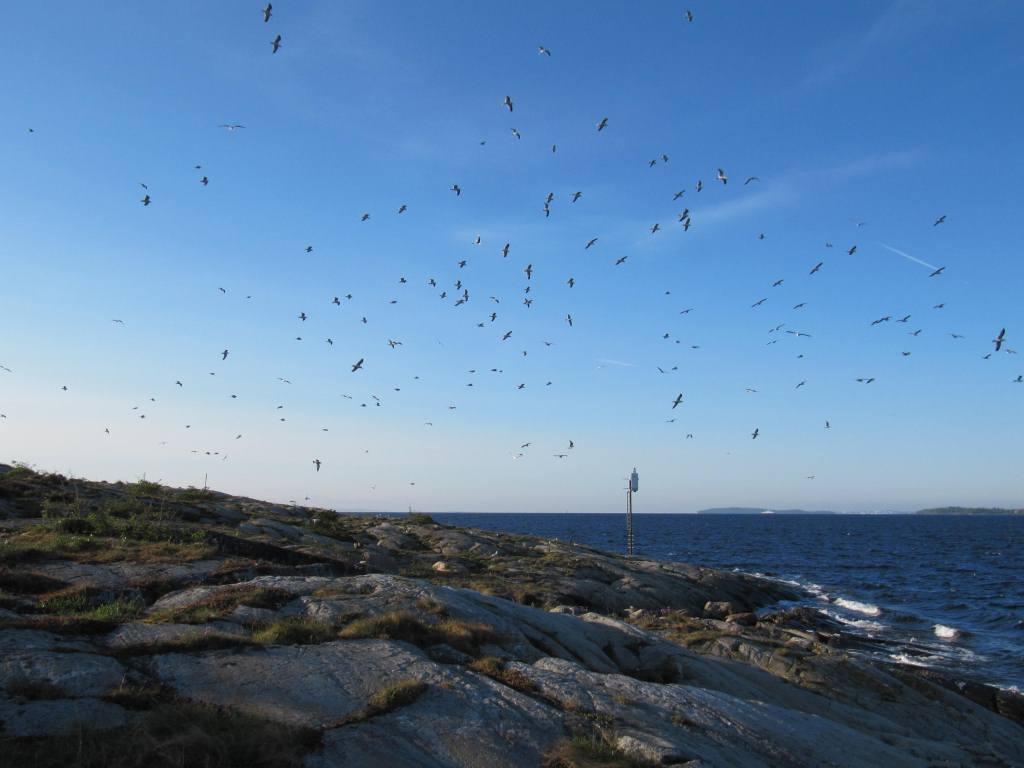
xmin=3 ymin=5 xmax=1019 ymax=501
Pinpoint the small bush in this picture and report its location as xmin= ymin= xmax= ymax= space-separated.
xmin=339 ymin=611 xmax=500 ymax=656
xmin=331 ymin=679 xmax=428 ymax=726
xmin=179 ymin=486 xmax=214 ymax=502
xmin=542 ymin=733 xmax=643 ymax=768
xmin=339 ymin=611 xmax=435 ymax=645
xmin=38 ymin=586 xmax=143 ymax=623
xmin=468 ymin=656 xmax=537 ymax=694
xmin=39 ymin=585 xmax=96 ymax=614
xmin=1 ymin=463 xmax=36 ymax=479
xmin=127 ymin=479 xmax=164 ymax=498
xmin=365 ymin=679 xmax=428 ymax=714
xmin=252 ymin=617 xmax=335 ymax=645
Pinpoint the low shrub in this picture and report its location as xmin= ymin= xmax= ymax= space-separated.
xmin=252 ymin=617 xmax=335 ymax=645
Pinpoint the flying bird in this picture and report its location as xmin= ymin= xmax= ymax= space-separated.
xmin=751 ymin=428 xmax=759 ymax=440
xmin=451 ymin=184 xmax=461 ymax=196
xmin=596 ymin=117 xmax=608 ymax=131
xmin=262 ymin=4 xmax=272 ymax=22
xmin=672 ymin=393 xmax=684 ymax=409
xmin=538 ymin=46 xmax=551 ymax=56
xmin=219 ymin=124 xmax=245 ymax=131
xmin=351 ymin=358 xmax=364 ymax=372
xmin=929 ymin=266 xmax=945 ymax=277
xmin=313 ymin=459 xmax=321 ymax=472
xmin=809 ymin=262 xmax=823 ymax=275
xmin=934 ymin=215 xmax=946 ymax=226
xmin=503 ymin=95 xmax=514 ymax=112
xmin=716 ymin=168 xmax=727 ymax=184
xmin=221 ymin=349 xmax=229 ymax=360
xmin=744 ymin=176 xmax=760 ymax=185
xmin=994 ymin=328 xmax=1006 ymax=352
xmin=585 ymin=238 xmax=598 ymax=249
xmin=271 ymin=34 xmax=282 ymax=53
xmin=140 ymin=195 xmax=151 ymax=206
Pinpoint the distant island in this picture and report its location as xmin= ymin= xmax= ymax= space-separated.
xmin=915 ymin=507 xmax=1023 ymax=516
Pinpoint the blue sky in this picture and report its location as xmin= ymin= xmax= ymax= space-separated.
xmin=1 ymin=1 xmax=1022 ymax=512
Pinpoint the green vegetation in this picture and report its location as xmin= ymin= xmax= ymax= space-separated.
xmin=36 ymin=585 xmax=144 ymax=623
xmin=251 ymin=617 xmax=335 ymax=645
xmin=0 ymin=525 xmax=215 ymax=566
xmin=127 ymin=479 xmax=164 ymax=498
xmin=406 ymin=513 xmax=436 ymax=525
xmin=468 ymin=656 xmax=538 ymax=693
xmin=542 ymin=732 xmax=643 ymax=768
xmin=331 ymin=679 xmax=429 ymax=726
xmin=339 ymin=610 xmax=500 ymax=655
xmin=2 ymin=700 xmax=321 ymax=768
xmin=365 ymin=678 xmax=428 ymax=714
xmin=178 ymin=486 xmax=214 ymax=502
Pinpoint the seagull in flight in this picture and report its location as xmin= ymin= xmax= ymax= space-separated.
xmin=929 ymin=266 xmax=945 ymax=277
xmin=685 ymin=9 xmax=694 ymax=22
xmin=262 ymin=4 xmax=272 ymax=22
xmin=716 ymin=168 xmax=728 ymax=184
xmin=585 ymin=238 xmax=598 ymax=249
xmin=219 ymin=124 xmax=245 ymax=131
xmin=451 ymin=184 xmax=461 ymax=196
xmin=751 ymin=298 xmax=767 ymax=308
xmin=351 ymin=358 xmax=364 ymax=372
xmin=744 ymin=176 xmax=760 ymax=185
xmin=596 ymin=117 xmax=608 ymax=131
xmin=571 ymin=191 xmax=582 ymax=203
xmin=140 ymin=194 xmax=151 ymax=206
xmin=751 ymin=428 xmax=759 ymax=440
xmin=313 ymin=459 xmax=321 ymax=472
xmin=221 ymin=349 xmax=229 ymax=360
xmin=271 ymin=34 xmax=282 ymax=53
xmin=503 ymin=95 xmax=514 ymax=112
xmin=809 ymin=262 xmax=823 ymax=275
xmin=856 ymin=377 xmax=876 ymax=384
xmin=538 ymin=46 xmax=551 ymax=56
xmin=994 ymin=328 xmax=1007 ymax=352
xmin=615 ymin=255 xmax=628 ymax=265
xmin=934 ymin=215 xmax=946 ymax=226
xmin=672 ymin=393 xmax=684 ymax=409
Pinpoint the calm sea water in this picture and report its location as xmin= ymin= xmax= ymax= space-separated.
xmin=433 ymin=513 xmax=1024 ymax=690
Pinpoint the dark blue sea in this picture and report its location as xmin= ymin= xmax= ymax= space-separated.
xmin=433 ymin=513 xmax=1024 ymax=690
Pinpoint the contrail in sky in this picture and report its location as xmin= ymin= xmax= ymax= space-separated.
xmin=878 ymin=242 xmax=937 ymax=271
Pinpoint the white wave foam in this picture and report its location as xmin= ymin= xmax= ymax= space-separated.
xmin=889 ymin=652 xmax=935 ymax=668
xmin=821 ymin=610 xmax=885 ymax=633
xmin=834 ymin=597 xmax=881 ymax=616
xmin=934 ymin=624 xmax=961 ymax=640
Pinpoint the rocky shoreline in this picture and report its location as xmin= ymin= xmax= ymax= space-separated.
xmin=1 ymin=463 xmax=1021 ymax=767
